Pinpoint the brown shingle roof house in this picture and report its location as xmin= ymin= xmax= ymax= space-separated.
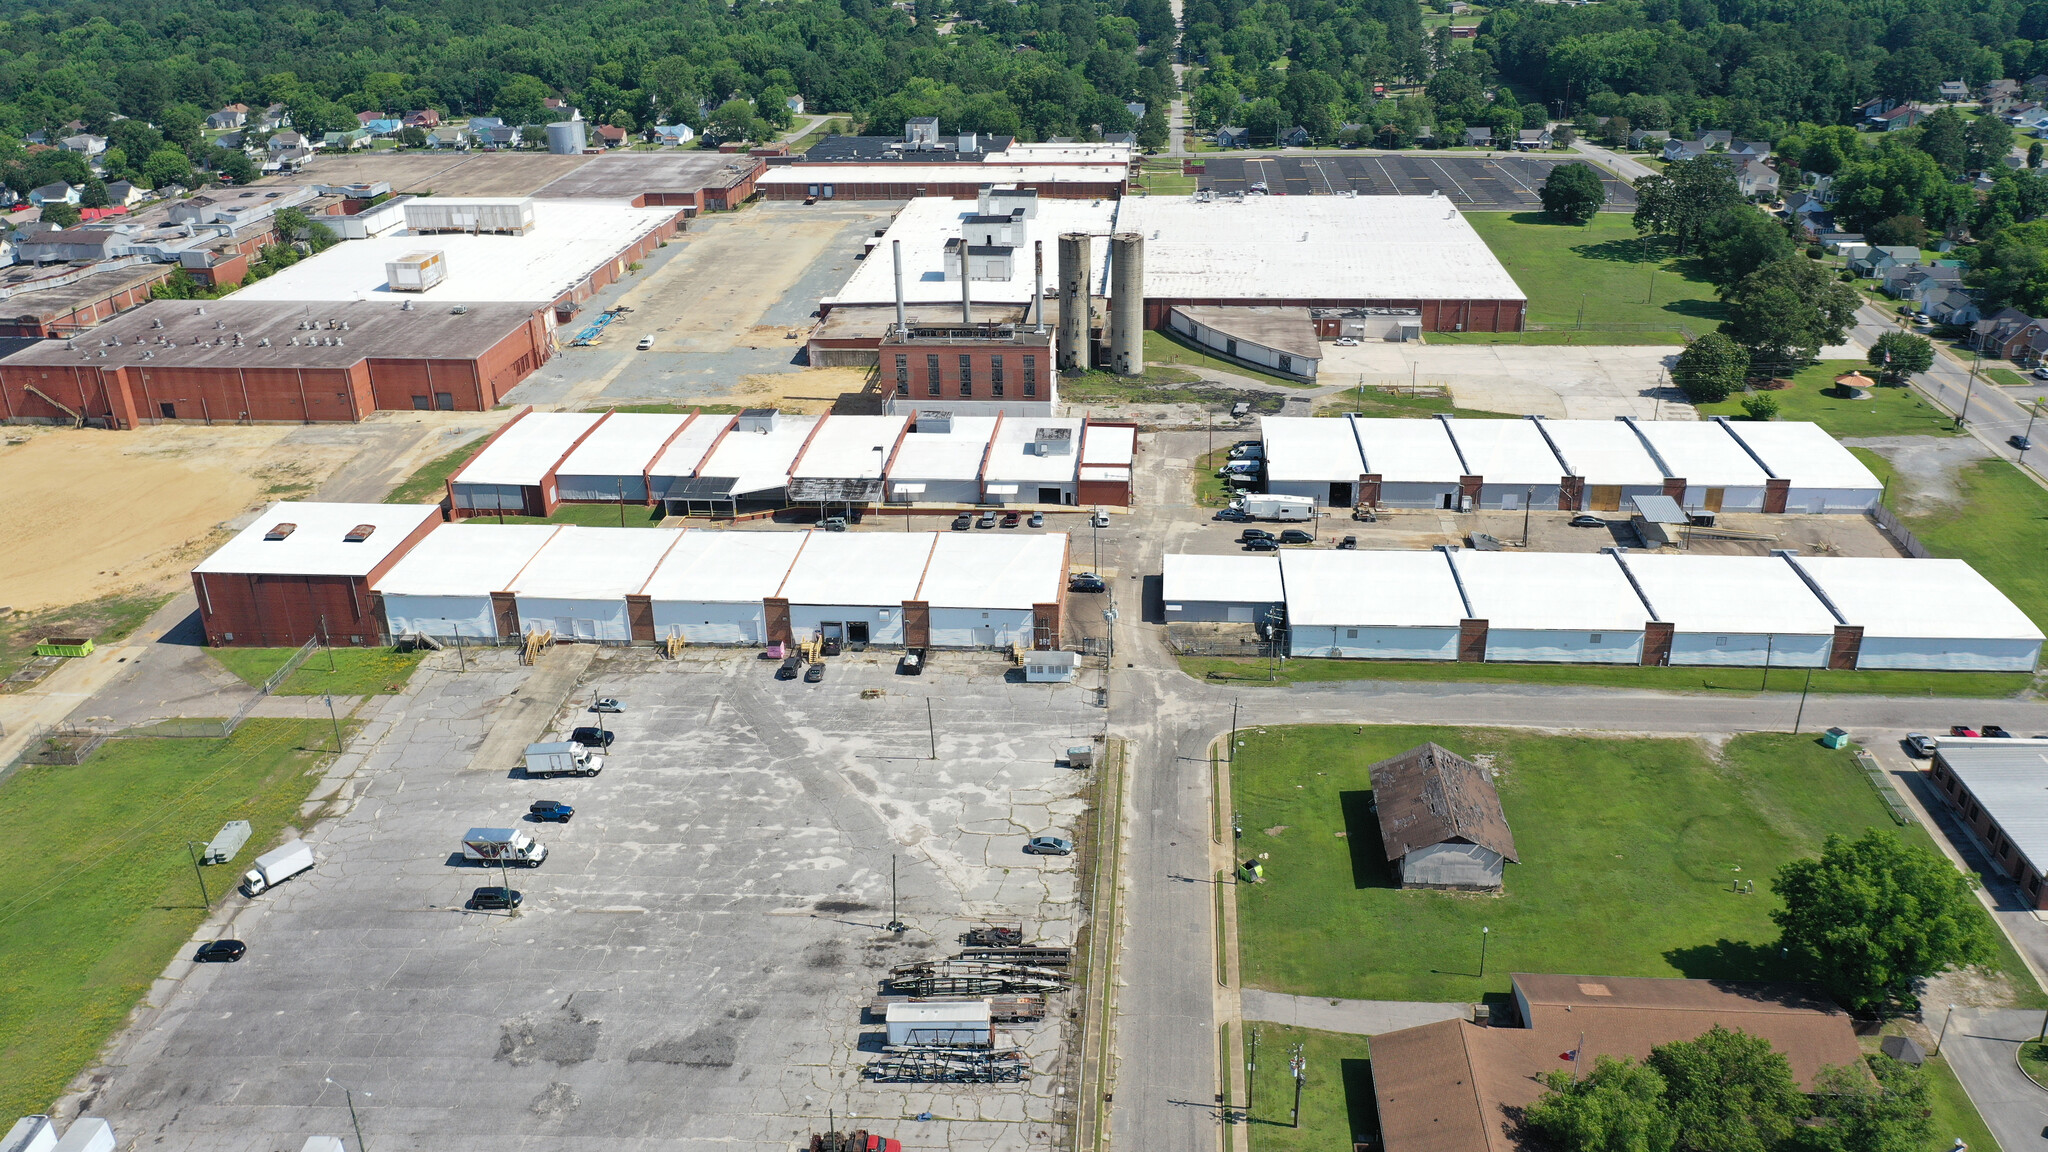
xmin=1369 ymin=742 xmax=1518 ymax=890
xmin=1372 ymin=973 xmax=1865 ymax=1152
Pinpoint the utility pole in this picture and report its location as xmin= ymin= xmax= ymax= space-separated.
xmin=1521 ymin=487 xmax=1532 ymax=546
xmin=324 ymin=1079 xmax=370 ymax=1152
xmin=186 ymin=841 xmax=211 ymax=907
xmin=1479 ymin=925 xmax=1490 ymax=977
xmin=1229 ymin=697 xmax=1240 ymax=765
xmin=1960 ymin=347 xmax=1979 ymax=428
xmin=887 ymin=854 xmax=905 ymax=933
xmin=1793 ymin=667 xmax=1814 ymax=734
xmin=1289 ymin=1044 xmax=1306 ymax=1129
xmin=2023 ymin=398 xmax=2044 ymax=467
xmin=1247 ymin=1026 xmax=1258 ymax=1117
xmin=324 ymin=694 xmax=343 ymax=754
xmin=1760 ymin=633 xmax=1774 ymax=691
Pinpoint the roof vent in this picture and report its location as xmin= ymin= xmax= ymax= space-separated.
xmin=215 ymin=319 xmax=225 ymax=329
xmin=264 ymin=522 xmax=297 ymax=541
xmin=259 ymin=337 xmax=271 ymax=347
xmin=151 ymin=318 xmax=162 ymax=329
xmin=195 ymin=305 xmax=205 ymax=316
xmin=450 ymin=305 xmax=468 ymax=314
xmin=343 ymin=523 xmax=376 ymax=542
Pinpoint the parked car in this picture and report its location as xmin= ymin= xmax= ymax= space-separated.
xmin=529 ymin=800 xmax=574 ymax=823
xmin=1278 ymin=529 xmax=1314 ymax=544
xmin=1984 ymin=724 xmax=2012 ymax=737
xmin=951 ymin=513 xmax=973 ymax=530
xmin=1214 ymin=507 xmax=1248 ymax=521
xmin=819 ymin=516 xmax=848 ymax=532
xmin=802 ymin=661 xmax=823 ymax=683
xmin=194 ymin=939 xmax=246 ymax=963
xmin=1090 ymin=510 xmax=1110 ymax=527
xmin=636 ymin=336 xmax=655 ymax=350
xmin=1001 ymin=511 xmax=1021 ymax=528
xmin=1243 ymin=537 xmax=1279 ymax=551
xmin=468 ymin=886 xmax=522 ymax=911
xmin=1239 ymin=528 xmax=1274 ymax=542
xmin=1229 ymin=444 xmax=1263 ymax=460
xmin=2034 ymin=366 xmax=2048 ymax=380
xmin=1569 ymin=515 xmax=1607 ymax=528
xmin=776 ymin=655 xmax=803 ymax=680
xmin=1950 ymin=725 xmax=1979 ymax=737
xmin=569 ymin=726 xmax=614 ymax=749
xmin=590 ymin=697 xmax=624 ymax=713
xmin=2015 ymin=435 xmax=2035 ymax=451
xmin=1069 ymin=572 xmax=1107 ymax=593
xmin=1028 ymin=511 xmax=1044 ymax=527
xmin=977 ymin=511 xmax=998 ymax=529
xmin=865 ymin=1135 xmax=903 ymax=1152
xmin=1905 ymin=732 xmax=1938 ymax=758
xmin=1337 ymin=535 xmax=1358 ymax=550
xmin=1333 ymin=337 xmax=1359 ymax=347
xmin=1218 ymin=461 xmax=1261 ymax=477
xmin=1023 ymin=836 xmax=1074 ymax=856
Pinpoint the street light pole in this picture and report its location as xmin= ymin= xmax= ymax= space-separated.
xmin=1933 ymin=1003 xmax=1958 ymax=1055
xmin=2022 ymin=399 xmax=2044 ymax=466
xmin=324 ymin=1079 xmax=370 ymax=1152
xmin=887 ymin=853 xmax=906 ymax=933
xmin=324 ymin=694 xmax=343 ymax=754
xmin=1289 ymin=1044 xmax=1306 ymax=1129
xmin=1479 ymin=925 xmax=1490 ymax=977
xmin=1793 ymin=667 xmax=1814 ymax=734
xmin=186 ymin=841 xmax=211 ymax=907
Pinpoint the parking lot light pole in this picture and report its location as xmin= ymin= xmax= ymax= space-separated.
xmin=887 ymin=854 xmax=906 ymax=934
xmin=323 ymin=1078 xmax=370 ymax=1152
xmin=185 ymin=841 xmax=211 ymax=907
xmin=325 ymin=694 xmax=343 ymax=754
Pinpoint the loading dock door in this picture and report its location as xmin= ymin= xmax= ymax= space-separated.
xmin=1590 ymin=486 xmax=1623 ymax=511
xmin=847 ymin=622 xmax=870 ymax=645
xmin=822 ymin=622 xmax=844 ymax=641
xmin=1329 ymin=482 xmax=1352 ymax=506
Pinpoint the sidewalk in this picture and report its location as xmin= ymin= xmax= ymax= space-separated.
xmin=1239 ymin=989 xmax=1467 ymax=1035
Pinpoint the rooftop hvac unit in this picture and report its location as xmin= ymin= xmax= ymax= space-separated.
xmin=385 ymin=250 xmax=446 ymax=293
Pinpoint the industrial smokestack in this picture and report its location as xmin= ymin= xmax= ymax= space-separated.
xmin=959 ymin=231 xmax=973 ymax=324
xmin=1057 ymin=232 xmax=1091 ymax=372
xmin=1034 ymin=241 xmax=1045 ymax=334
xmin=892 ymin=239 xmax=907 ymax=334
xmin=1110 ymin=232 xmax=1145 ymax=377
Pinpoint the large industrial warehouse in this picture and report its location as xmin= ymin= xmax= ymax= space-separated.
xmin=1254 ymin=415 xmax=1883 ymax=513
xmin=1159 ymin=548 xmax=2041 ymax=672
xmin=192 ymin=506 xmax=1074 ymax=651
xmin=1927 ymin=738 xmax=2048 ymax=910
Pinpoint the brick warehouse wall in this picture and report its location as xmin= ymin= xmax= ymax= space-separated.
xmin=194 ymin=512 xmax=442 ymax=647
xmin=884 ymin=344 xmax=1053 ymax=404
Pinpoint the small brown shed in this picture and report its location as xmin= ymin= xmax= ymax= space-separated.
xmin=1368 ymin=742 xmax=1518 ymax=891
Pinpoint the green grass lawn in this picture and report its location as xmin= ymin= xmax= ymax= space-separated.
xmin=382 ymin=434 xmax=489 ymax=504
xmin=209 ymin=646 xmax=425 ymax=696
xmin=1694 ymin=360 xmax=1959 ymax=438
xmin=1144 ymin=329 xmax=1317 ymax=389
xmin=1458 ymin=212 xmax=1725 ymax=344
xmin=1854 ymin=449 xmax=2048 ymax=634
xmin=1428 ymin=328 xmax=1693 ymax=345
xmin=1059 ymin=367 xmax=1287 ymax=412
xmin=1313 ymin=384 xmax=1515 ymax=420
xmin=0 ymin=720 xmax=339 ymax=1116
xmin=0 ymin=591 xmax=169 ymax=681
xmin=1231 ymin=726 xmax=2044 ymax=1006
xmin=1926 ymin=1052 xmax=2004 ymax=1151
xmin=1181 ymin=655 xmax=2033 ymax=698
xmin=1986 ymin=367 xmax=2033 ymax=389
xmin=1242 ymin=1025 xmax=1377 ymax=1151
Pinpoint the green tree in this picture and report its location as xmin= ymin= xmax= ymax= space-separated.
xmin=1869 ymin=331 xmax=1935 ymax=383
xmin=1741 ymin=394 xmax=1780 ymax=420
xmin=1864 ymin=214 xmax=1928 ymax=248
xmin=1797 ymin=125 xmax=1862 ymax=176
xmin=1632 ymin=154 xmax=1742 ymax=253
xmin=1523 ymin=1055 xmax=1677 ymax=1152
xmin=1694 ymin=207 xmax=1795 ymax=286
xmin=209 ymin=146 xmax=255 ymax=185
xmin=2032 ymin=141 xmax=2044 ymax=169
xmin=1672 ymin=333 xmax=1750 ymax=403
xmin=1969 ymin=114 xmax=2016 ymax=173
xmin=78 ymin=177 xmax=109 ymax=208
xmin=39 ymin=200 xmax=80 ymax=227
xmin=1540 ymin=162 xmax=1606 ymax=223
xmin=1832 ymin=147 xmax=1970 ymax=233
xmin=1772 ymin=829 xmax=1997 ymax=1015
xmin=1805 ymin=1056 xmax=1935 ymax=1152
xmin=1602 ymin=113 xmax=1632 ymax=147
xmin=1244 ymin=97 xmax=1288 ymax=145
xmin=1719 ymin=258 xmax=1861 ymax=368
xmin=398 ymin=125 xmax=428 ymax=148
xmin=157 ymin=102 xmax=204 ymax=152
xmin=141 ymin=147 xmax=191 ymax=190
xmin=1646 ymin=1026 xmax=1803 ymax=1152
xmin=1917 ymin=106 xmax=1969 ymax=175
xmin=708 ymin=98 xmax=760 ymax=142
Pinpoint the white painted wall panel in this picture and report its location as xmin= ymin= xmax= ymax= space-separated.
xmin=1857 ymin=636 xmax=2043 ymax=672
xmin=929 ymin=607 xmax=1036 ymax=648
xmin=790 ymin=605 xmax=906 ymax=646
xmin=1484 ymin=628 xmax=1643 ymax=664
xmin=381 ymin=594 xmax=495 ymax=640
xmin=1290 ymin=625 xmax=1459 ymax=660
xmin=1668 ymin=632 xmax=1831 ymax=667
xmin=1783 ymin=487 xmax=1881 ymax=514
xmin=518 ymin=596 xmax=631 ymax=642
xmin=650 ymin=601 xmax=769 ymax=645
xmin=1402 ymin=842 xmax=1505 ymax=888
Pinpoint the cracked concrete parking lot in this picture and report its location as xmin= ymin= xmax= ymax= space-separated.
xmin=81 ymin=646 xmax=1104 ymax=1151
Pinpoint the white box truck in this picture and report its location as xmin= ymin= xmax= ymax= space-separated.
xmin=524 ymin=741 xmax=603 ymax=778
xmin=48 ymin=1121 xmax=112 ymax=1152
xmin=239 ymin=840 xmax=316 ymax=896
xmin=1233 ymin=494 xmax=1313 ymax=521
xmin=463 ymin=828 xmax=548 ymax=867
xmin=3 ymin=1116 xmax=56 ymax=1152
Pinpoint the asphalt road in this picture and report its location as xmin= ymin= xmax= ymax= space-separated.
xmin=1938 ymin=1009 xmax=2048 ymax=1150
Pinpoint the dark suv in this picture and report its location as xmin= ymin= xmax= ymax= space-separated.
xmin=1278 ymin=529 xmax=1314 ymax=544
xmin=469 ymin=886 xmax=522 ymax=911
xmin=529 ymin=800 xmax=574 ymax=823
xmin=569 ymin=726 xmax=613 ymax=749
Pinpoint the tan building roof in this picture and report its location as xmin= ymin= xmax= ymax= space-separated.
xmin=1368 ymin=742 xmax=1518 ymax=863
xmin=1373 ymin=975 xmax=1866 ymax=1152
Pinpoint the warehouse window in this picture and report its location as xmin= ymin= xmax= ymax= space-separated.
xmin=1278 ymin=354 xmax=1293 ymax=374
xmin=959 ymin=355 xmax=974 ymax=397
xmin=991 ymin=355 xmax=1004 ymax=397
xmin=1023 ymin=355 xmax=1038 ymax=398
xmin=895 ymin=354 xmax=909 ymax=397
xmin=1589 ymin=634 xmax=1602 ymax=643
xmin=926 ymin=354 xmax=941 ymax=397
xmin=411 ymin=395 xmax=431 ymax=410
xmin=1715 ymin=636 xmax=1728 ymax=646
xmin=1345 ymin=629 xmax=1358 ymax=639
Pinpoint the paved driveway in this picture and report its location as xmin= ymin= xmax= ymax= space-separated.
xmin=1942 ymin=1009 xmax=2048 ymax=1149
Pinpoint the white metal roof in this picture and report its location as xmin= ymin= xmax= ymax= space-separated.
xmin=890 ymin=416 xmax=999 ymax=481
xmin=556 ymin=413 xmax=687 ymax=478
xmin=1534 ymin=420 xmax=1667 ymax=486
xmin=1080 ymin=422 xmax=1136 ymax=466
xmin=793 ymin=414 xmax=909 ymax=479
xmin=647 ymin=413 xmax=734 ymax=478
xmin=1627 ymin=420 xmax=1771 ymax=487
xmin=1280 ymin=549 xmax=1469 ymax=628
xmin=372 ymin=524 xmax=561 ymax=596
xmin=920 ymin=532 xmax=1068 ymax=608
xmin=776 ymin=530 xmax=937 ymax=605
xmin=1261 ymin=416 xmax=1364 ymax=483
xmin=1440 ymin=418 xmax=1565 ymax=485
xmin=1449 ymin=551 xmax=1647 ymax=631
xmin=1110 ymin=194 xmax=1526 ymax=302
xmin=455 ymin=413 xmax=602 ymax=487
xmin=1934 ymin=741 xmax=2048 ymax=875
xmin=234 ymin=198 xmax=676 ymax=304
xmin=993 ymin=142 xmax=1136 ymax=165
xmin=1795 ymin=557 xmax=2044 ymax=641
xmin=1719 ymin=421 xmax=1884 ymax=491
xmin=639 ymin=530 xmax=808 ymax=603
xmin=1163 ymin=553 xmax=1283 ymax=603
xmin=1352 ymin=417 xmax=1465 ymax=482
xmin=886 ymin=1000 xmax=992 ymax=1024
xmin=697 ymin=415 xmax=817 ymax=496
xmin=1617 ymin=554 xmax=1841 ymax=635
xmin=761 ymin=163 xmax=1126 ymax=189
xmin=825 ymin=196 xmax=1117 ymax=307
xmin=509 ymin=527 xmax=683 ymax=599
xmin=984 ymin=417 xmax=1085 ymax=483
xmin=194 ymin=501 xmax=440 ymax=577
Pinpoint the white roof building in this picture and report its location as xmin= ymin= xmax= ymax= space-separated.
xmin=455 ymin=413 xmax=602 ymax=487
xmin=1450 ymin=551 xmax=1648 ymax=663
xmin=984 ymin=417 xmax=1085 ymax=503
xmin=1162 ymin=553 xmax=1283 ymax=622
xmin=234 ymin=198 xmax=677 ymax=305
xmin=194 ymin=502 xmax=441 ymax=578
xmin=1284 ymin=549 xmax=1469 ymax=661
xmin=1794 ymin=556 xmax=2044 ymax=671
xmin=1079 ymin=422 xmax=1137 ymax=489
xmin=555 ymin=413 xmax=689 ymax=502
xmin=1353 ymin=418 xmax=1465 ymax=481
xmin=640 ymin=529 xmax=809 ymax=644
xmin=1261 ymin=417 xmax=1366 ymax=498
xmin=647 ymin=413 xmax=736 ymax=486
xmin=697 ymin=414 xmax=818 ymax=498
xmin=1532 ymin=420 xmax=1668 ymax=489
xmin=1617 ymin=552 xmax=1842 ymax=667
xmin=792 ymin=414 xmax=909 ymax=479
xmin=509 ymin=527 xmax=684 ymax=641
xmin=374 ymin=524 xmax=560 ymax=639
xmin=888 ymin=415 xmax=999 ymax=503
xmin=777 ymin=531 xmax=939 ymax=646
xmin=920 ymin=533 xmax=1068 ymax=646
xmin=1441 ymin=418 xmax=1565 ymax=486
xmin=1720 ymin=420 xmax=1884 ymax=513
xmin=825 ymin=196 xmax=1117 ymax=309
xmin=1626 ymin=419 xmax=1772 ymax=509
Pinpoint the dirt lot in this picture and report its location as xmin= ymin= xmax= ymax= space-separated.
xmin=254 ymin=152 xmax=596 ymax=197
xmin=0 ymin=424 xmax=361 ymax=612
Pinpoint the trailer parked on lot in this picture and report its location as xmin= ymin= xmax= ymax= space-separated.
xmin=240 ymin=840 xmax=315 ymax=896
xmin=1232 ymin=494 xmax=1313 ymax=521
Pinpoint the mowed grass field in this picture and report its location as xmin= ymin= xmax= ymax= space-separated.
xmin=1231 ymin=725 xmax=2044 ymax=1006
xmin=1436 ymin=212 xmax=1725 ymax=344
xmin=1181 ymin=655 xmax=2032 ymax=698
xmin=1241 ymin=1025 xmax=1376 ymax=1152
xmin=210 ymin=645 xmax=425 ymax=696
xmin=0 ymin=720 xmax=338 ymax=1116
xmin=1695 ymin=360 xmax=1960 ymax=439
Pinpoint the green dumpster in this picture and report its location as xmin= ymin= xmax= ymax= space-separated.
xmin=34 ymin=637 xmax=93 ymax=658
xmin=1820 ymin=727 xmax=1850 ymax=749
